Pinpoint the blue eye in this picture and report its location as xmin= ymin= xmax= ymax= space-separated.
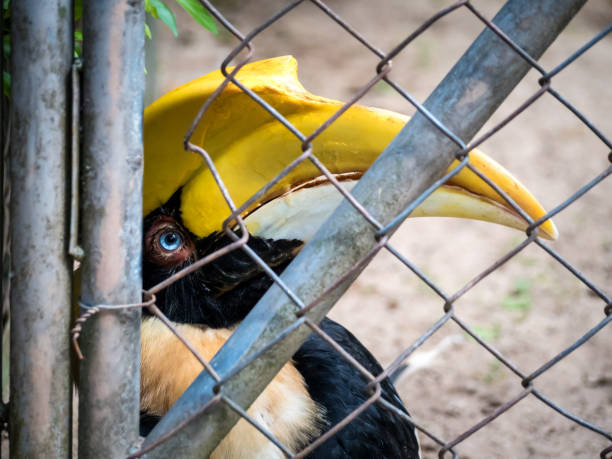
xmin=159 ymin=231 xmax=182 ymax=252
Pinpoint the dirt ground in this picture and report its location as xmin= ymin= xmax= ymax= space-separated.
xmin=152 ymin=1 xmax=611 ymax=457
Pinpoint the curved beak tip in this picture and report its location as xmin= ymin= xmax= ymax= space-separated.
xmin=539 ymin=219 xmax=559 ymax=241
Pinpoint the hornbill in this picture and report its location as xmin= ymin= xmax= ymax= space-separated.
xmin=139 ymin=56 xmax=557 ymax=457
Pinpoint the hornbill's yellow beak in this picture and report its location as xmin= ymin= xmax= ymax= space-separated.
xmin=139 ymin=56 xmax=557 ymax=456
xmin=144 ymin=54 xmax=557 ymax=247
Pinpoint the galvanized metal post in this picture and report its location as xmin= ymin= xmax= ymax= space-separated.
xmin=0 ymin=0 xmax=7 ymax=428
xmin=141 ymin=0 xmax=586 ymax=456
xmin=9 ymin=1 xmax=73 ymax=457
xmin=78 ymin=1 xmax=145 ymax=457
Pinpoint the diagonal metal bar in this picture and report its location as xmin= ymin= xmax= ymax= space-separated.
xmin=141 ymin=0 xmax=586 ymax=456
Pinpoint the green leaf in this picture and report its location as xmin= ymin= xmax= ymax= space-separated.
xmin=74 ymin=28 xmax=83 ymax=58
xmin=144 ymin=23 xmax=152 ymax=40
xmin=150 ymin=0 xmax=177 ymax=36
xmin=175 ymin=0 xmax=218 ymax=34
xmin=3 ymin=71 xmax=10 ymax=98
xmin=3 ymin=35 xmax=9 ymax=58
xmin=146 ymin=0 xmax=159 ymax=19
xmin=74 ymin=0 xmax=83 ymax=21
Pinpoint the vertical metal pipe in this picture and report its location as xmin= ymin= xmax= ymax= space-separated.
xmin=0 ymin=0 xmax=6 ymax=430
xmin=9 ymin=1 xmax=73 ymax=457
xmin=78 ymin=1 xmax=144 ymax=457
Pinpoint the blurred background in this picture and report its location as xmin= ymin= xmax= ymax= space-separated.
xmin=147 ymin=1 xmax=612 ymax=457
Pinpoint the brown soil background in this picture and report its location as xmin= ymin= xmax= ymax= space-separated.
xmin=151 ymin=1 xmax=612 ymax=457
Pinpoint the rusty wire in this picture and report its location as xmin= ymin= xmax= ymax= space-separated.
xmin=69 ymin=0 xmax=612 ymax=457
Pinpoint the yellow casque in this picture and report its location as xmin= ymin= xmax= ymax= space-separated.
xmin=144 ymin=56 xmax=557 ymax=240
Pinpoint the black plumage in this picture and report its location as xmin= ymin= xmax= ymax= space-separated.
xmin=141 ymin=191 xmax=420 ymax=458
xmin=295 ymin=318 xmax=420 ymax=458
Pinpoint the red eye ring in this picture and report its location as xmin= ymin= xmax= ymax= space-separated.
xmin=144 ymin=216 xmax=194 ymax=267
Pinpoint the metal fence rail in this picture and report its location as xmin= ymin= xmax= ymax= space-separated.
xmin=4 ymin=0 xmax=611 ymax=457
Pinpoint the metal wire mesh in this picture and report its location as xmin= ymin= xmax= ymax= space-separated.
xmin=70 ymin=0 xmax=611 ymax=457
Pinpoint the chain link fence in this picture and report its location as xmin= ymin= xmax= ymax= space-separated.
xmin=129 ymin=0 xmax=611 ymax=457
xmin=5 ymin=0 xmax=612 ymax=458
